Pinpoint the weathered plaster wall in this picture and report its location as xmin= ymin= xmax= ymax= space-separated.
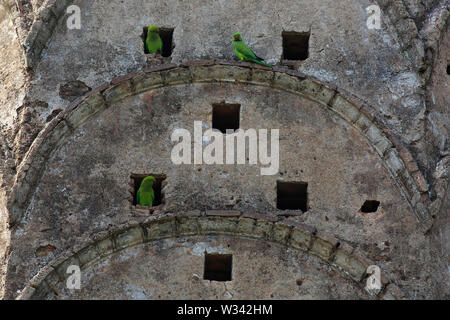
xmin=0 ymin=0 xmax=448 ymax=300
xmin=426 ymin=22 xmax=449 ymax=300
xmin=0 ymin=1 xmax=27 ymax=299
xmin=3 ymin=66 xmax=432 ymax=299
xmin=13 ymin=0 xmax=431 ymax=151
xmin=0 ymin=0 xmax=444 ymax=210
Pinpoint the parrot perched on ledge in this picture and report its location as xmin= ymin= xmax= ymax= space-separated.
xmin=145 ymin=25 xmax=163 ymax=54
xmin=232 ymin=33 xmax=272 ymax=68
xmin=136 ymin=176 xmax=155 ymax=207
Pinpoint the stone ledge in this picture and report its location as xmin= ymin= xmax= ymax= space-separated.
xmin=242 ymin=212 xmax=278 ymax=222
xmin=206 ymin=210 xmax=241 ymax=217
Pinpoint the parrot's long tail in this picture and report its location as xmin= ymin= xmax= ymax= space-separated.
xmin=253 ymin=59 xmax=272 ymax=68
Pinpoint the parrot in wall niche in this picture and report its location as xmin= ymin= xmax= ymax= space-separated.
xmin=136 ymin=176 xmax=155 ymax=207
xmin=232 ymin=33 xmax=272 ymax=68
xmin=145 ymin=25 xmax=163 ymax=54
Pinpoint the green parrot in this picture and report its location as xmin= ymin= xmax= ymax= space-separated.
xmin=136 ymin=176 xmax=155 ymax=206
xmin=232 ymin=33 xmax=272 ymax=67
xmin=145 ymin=25 xmax=163 ymax=54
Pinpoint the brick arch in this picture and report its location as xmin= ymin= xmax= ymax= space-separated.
xmin=6 ymin=62 xmax=431 ymax=228
xmin=375 ymin=0 xmax=449 ymax=73
xmin=17 ymin=212 xmax=394 ymax=300
xmin=375 ymin=0 xmax=424 ymax=71
xmin=22 ymin=0 xmax=70 ymax=69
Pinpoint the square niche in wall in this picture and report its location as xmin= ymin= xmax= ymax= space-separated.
xmin=360 ymin=200 xmax=380 ymax=214
xmin=204 ymin=254 xmax=233 ymax=282
xmin=212 ymin=103 xmax=241 ymax=134
xmin=143 ymin=27 xmax=174 ymax=57
xmin=282 ymin=31 xmax=310 ymax=61
xmin=277 ymin=181 xmax=308 ymax=212
xmin=130 ymin=174 xmax=166 ymax=207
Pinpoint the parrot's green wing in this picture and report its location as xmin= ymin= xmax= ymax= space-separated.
xmin=146 ymin=34 xmax=163 ymax=55
xmin=233 ymin=41 xmax=272 ymax=67
xmin=136 ymin=189 xmax=141 ymax=205
xmin=137 ymin=187 xmax=155 ymax=206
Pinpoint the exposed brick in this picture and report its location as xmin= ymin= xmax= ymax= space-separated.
xmin=331 ymin=95 xmax=361 ymax=123
xmin=143 ymin=63 xmax=177 ymax=73
xmin=44 ymin=269 xmax=61 ymax=291
xmin=396 ymin=169 xmax=416 ymax=199
xmin=161 ymin=67 xmax=192 ymax=85
xmin=111 ymin=71 xmax=143 ymax=85
xmin=95 ymin=237 xmax=114 ymax=257
xmin=242 ymin=212 xmax=278 ymax=222
xmin=191 ymin=65 xmax=251 ymax=83
xmin=365 ymin=124 xmax=392 ymax=156
xmin=103 ymin=81 xmax=132 ymax=104
xmin=77 ymin=245 xmax=99 ymax=267
xmin=334 ymin=249 xmax=367 ymax=282
xmin=398 ymin=148 xmax=419 ymax=173
xmin=374 ymin=136 xmax=393 ymax=156
xmin=114 ymin=227 xmax=143 ymax=250
xmin=273 ymin=222 xmax=292 ymax=245
xmin=384 ymin=149 xmax=405 ymax=175
xmin=276 ymin=211 xmax=304 ymax=217
xmin=310 ymin=235 xmax=336 ymax=261
xmin=181 ymin=60 xmax=216 ymax=67
xmin=29 ymin=266 xmax=55 ymax=288
xmin=237 ymin=217 xmax=255 ymax=236
xmin=355 ymin=113 xmax=372 ymax=132
xmin=198 ymin=216 xmax=238 ymax=234
xmin=412 ymin=171 xmax=428 ymax=192
xmin=250 ymin=69 xmax=275 ymax=85
xmin=298 ymin=79 xmax=322 ymax=98
xmin=316 ymin=86 xmax=336 ymax=105
xmin=177 ymin=216 xmax=200 ymax=236
xmin=273 ymin=72 xmax=299 ymax=91
xmin=184 ymin=210 xmax=202 ymax=217
xmin=65 ymin=94 xmax=105 ymax=128
xmin=144 ymin=217 xmax=177 ymax=241
xmin=253 ymin=219 xmax=274 ymax=239
xmin=206 ymin=210 xmax=241 ymax=217
xmin=133 ymin=71 xmax=164 ymax=92
xmin=290 ymin=227 xmax=312 ymax=250
xmin=133 ymin=205 xmax=151 ymax=215
xmin=217 ymin=60 xmax=252 ymax=68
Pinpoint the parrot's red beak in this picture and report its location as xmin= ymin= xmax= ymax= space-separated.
xmin=157 ymin=30 xmax=160 ymax=34
xmin=234 ymin=36 xmax=239 ymax=40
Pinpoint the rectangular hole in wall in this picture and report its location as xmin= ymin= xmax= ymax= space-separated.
xmin=282 ymin=31 xmax=310 ymax=61
xmin=142 ymin=27 xmax=174 ymax=57
xmin=212 ymin=103 xmax=241 ymax=134
xmin=130 ymin=174 xmax=166 ymax=207
xmin=360 ymin=200 xmax=380 ymax=213
xmin=277 ymin=181 xmax=308 ymax=212
xmin=204 ymin=254 xmax=232 ymax=282
xmin=447 ymin=64 xmax=450 ymax=75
